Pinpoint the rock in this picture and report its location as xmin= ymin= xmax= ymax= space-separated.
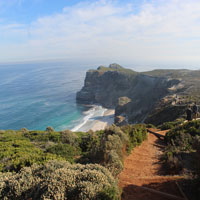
xmin=109 ymin=63 xmax=123 ymax=70
xmin=115 ymin=115 xmax=127 ymax=126
xmin=76 ymin=64 xmax=137 ymax=108
xmin=115 ymin=97 xmax=131 ymax=116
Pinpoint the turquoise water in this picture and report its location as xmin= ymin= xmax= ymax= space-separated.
xmin=0 ymin=62 xmax=90 ymax=131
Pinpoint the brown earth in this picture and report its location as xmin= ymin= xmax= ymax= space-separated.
xmin=119 ymin=130 xmax=186 ymax=200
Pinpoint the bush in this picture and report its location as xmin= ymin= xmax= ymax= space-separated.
xmin=193 ymin=136 xmax=200 ymax=176
xmin=20 ymin=128 xmax=29 ymax=133
xmin=0 ymin=130 xmax=6 ymax=134
xmin=60 ymin=130 xmax=79 ymax=146
xmin=106 ymin=150 xmax=123 ymax=177
xmin=0 ymin=130 xmax=63 ymax=172
xmin=46 ymin=126 xmax=54 ymax=132
xmin=80 ymin=130 xmax=100 ymax=153
xmin=165 ymin=120 xmax=200 ymax=147
xmin=84 ymin=124 xmax=147 ymax=177
xmin=46 ymin=143 xmax=81 ymax=163
xmin=0 ymin=124 xmax=148 ymax=184
xmin=0 ymin=139 xmax=60 ymax=172
xmin=24 ymin=131 xmax=61 ymax=142
xmin=158 ymin=118 xmax=185 ymax=131
xmin=121 ymin=124 xmax=147 ymax=154
xmin=0 ymin=160 xmax=120 ymax=200
xmin=146 ymin=124 xmax=156 ymax=128
xmin=164 ymin=120 xmax=200 ymax=176
xmin=164 ymin=151 xmax=183 ymax=174
xmin=158 ymin=122 xmax=175 ymax=130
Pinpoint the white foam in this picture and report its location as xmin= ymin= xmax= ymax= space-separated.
xmin=71 ymin=105 xmax=107 ymax=132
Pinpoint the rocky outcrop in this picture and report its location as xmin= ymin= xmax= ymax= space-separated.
xmin=76 ymin=64 xmax=185 ymax=124
xmin=114 ymin=115 xmax=127 ymax=126
xmin=76 ymin=64 xmax=138 ymax=108
xmin=115 ymin=97 xmax=132 ymax=116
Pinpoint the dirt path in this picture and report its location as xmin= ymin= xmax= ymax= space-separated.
xmin=119 ymin=130 xmax=185 ymax=200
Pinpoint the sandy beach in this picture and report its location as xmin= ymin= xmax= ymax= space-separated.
xmin=71 ymin=106 xmax=115 ymax=132
xmin=90 ymin=109 xmax=115 ymax=131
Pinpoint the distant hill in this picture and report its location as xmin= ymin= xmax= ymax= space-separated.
xmin=77 ymin=64 xmax=200 ymax=125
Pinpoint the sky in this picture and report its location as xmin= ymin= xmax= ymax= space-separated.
xmin=1 ymin=0 xmax=200 ymax=68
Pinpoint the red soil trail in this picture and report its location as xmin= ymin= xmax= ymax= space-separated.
xmin=119 ymin=129 xmax=185 ymax=200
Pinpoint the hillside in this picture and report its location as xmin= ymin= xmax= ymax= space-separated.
xmin=0 ymin=125 xmax=147 ymax=199
xmin=77 ymin=64 xmax=200 ymax=125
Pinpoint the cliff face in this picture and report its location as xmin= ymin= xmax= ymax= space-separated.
xmin=76 ymin=64 xmax=185 ymax=124
xmin=76 ymin=64 xmax=138 ymax=108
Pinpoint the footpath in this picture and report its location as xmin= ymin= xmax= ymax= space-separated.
xmin=119 ymin=129 xmax=187 ymax=200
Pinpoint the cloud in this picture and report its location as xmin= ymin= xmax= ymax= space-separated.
xmin=1 ymin=0 xmax=200 ymax=67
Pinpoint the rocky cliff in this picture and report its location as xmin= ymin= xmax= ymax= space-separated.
xmin=76 ymin=64 xmax=138 ymax=108
xmin=76 ymin=64 xmax=200 ymax=125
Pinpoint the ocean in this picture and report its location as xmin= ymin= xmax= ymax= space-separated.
xmin=0 ymin=62 xmax=107 ymax=131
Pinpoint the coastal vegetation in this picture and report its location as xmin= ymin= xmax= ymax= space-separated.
xmin=89 ymin=63 xmax=138 ymax=76
xmin=0 ymin=161 xmax=119 ymax=200
xmin=0 ymin=124 xmax=147 ymax=199
xmin=164 ymin=120 xmax=200 ymax=199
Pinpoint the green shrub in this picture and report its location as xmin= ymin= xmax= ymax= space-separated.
xmin=106 ymin=150 xmax=123 ymax=177
xmin=146 ymin=124 xmax=156 ymax=128
xmin=165 ymin=120 xmax=200 ymax=147
xmin=164 ymin=120 xmax=200 ymax=176
xmin=121 ymin=124 xmax=147 ymax=154
xmin=164 ymin=151 xmax=183 ymax=174
xmin=24 ymin=131 xmax=61 ymax=142
xmin=0 ymin=139 xmax=60 ymax=172
xmin=80 ymin=130 xmax=100 ymax=153
xmin=158 ymin=122 xmax=175 ymax=130
xmin=60 ymin=130 xmax=79 ymax=146
xmin=84 ymin=124 xmax=147 ymax=177
xmin=0 ymin=160 xmax=120 ymax=200
xmin=0 ymin=124 xmax=148 ymax=182
xmin=158 ymin=119 xmax=185 ymax=131
xmin=46 ymin=143 xmax=81 ymax=163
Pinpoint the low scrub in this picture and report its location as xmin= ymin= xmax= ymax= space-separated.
xmin=158 ymin=118 xmax=184 ymax=130
xmin=0 ymin=134 xmax=60 ymax=172
xmin=121 ymin=124 xmax=147 ymax=154
xmin=0 ymin=160 xmax=120 ymax=200
xmin=164 ymin=120 xmax=200 ymax=199
xmin=60 ymin=130 xmax=79 ymax=146
xmin=164 ymin=121 xmax=200 ymax=172
xmin=0 ymin=125 xmax=148 ymax=199
xmin=165 ymin=120 xmax=200 ymax=147
xmin=0 ymin=130 xmax=81 ymax=172
xmin=84 ymin=124 xmax=147 ymax=177
xmin=46 ymin=143 xmax=81 ymax=163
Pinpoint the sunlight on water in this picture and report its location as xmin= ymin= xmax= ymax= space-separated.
xmin=0 ymin=62 xmax=90 ymax=131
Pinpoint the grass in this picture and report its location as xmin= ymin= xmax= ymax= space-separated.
xmin=88 ymin=65 xmax=138 ymax=76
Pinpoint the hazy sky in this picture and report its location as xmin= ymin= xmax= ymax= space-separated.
xmin=1 ymin=0 xmax=200 ymax=68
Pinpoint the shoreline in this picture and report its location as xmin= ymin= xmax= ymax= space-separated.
xmin=71 ymin=105 xmax=115 ymax=132
xmin=89 ymin=109 xmax=115 ymax=131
